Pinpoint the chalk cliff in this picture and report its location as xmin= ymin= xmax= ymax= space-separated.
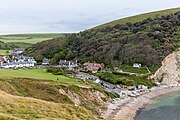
xmin=152 ymin=49 xmax=180 ymax=85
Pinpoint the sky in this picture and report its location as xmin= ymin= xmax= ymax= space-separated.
xmin=0 ymin=0 xmax=179 ymax=34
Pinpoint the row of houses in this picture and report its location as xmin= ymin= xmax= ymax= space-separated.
xmin=67 ymin=72 xmax=148 ymax=98
xmin=12 ymin=55 xmax=37 ymax=64
xmin=83 ymin=62 xmax=104 ymax=73
xmin=0 ymin=48 xmax=52 ymax=69
xmin=59 ymin=60 xmax=78 ymax=71
xmin=1 ymin=47 xmax=142 ymax=71
xmin=57 ymin=60 xmax=105 ymax=73
xmin=67 ymin=72 xmax=99 ymax=81
xmin=57 ymin=59 xmax=142 ymax=73
xmin=0 ymin=54 xmax=37 ymax=69
xmin=1 ymin=61 xmax=35 ymax=69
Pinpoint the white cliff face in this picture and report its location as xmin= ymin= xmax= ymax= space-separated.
xmin=152 ymin=49 xmax=180 ymax=85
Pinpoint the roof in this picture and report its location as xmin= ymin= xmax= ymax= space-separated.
xmin=42 ymin=58 xmax=50 ymax=63
xmin=13 ymin=55 xmax=35 ymax=60
xmin=13 ymin=48 xmax=25 ymax=51
xmin=2 ymin=61 xmax=34 ymax=66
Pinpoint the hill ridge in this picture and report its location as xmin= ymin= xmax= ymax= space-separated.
xmin=94 ymin=7 xmax=180 ymax=29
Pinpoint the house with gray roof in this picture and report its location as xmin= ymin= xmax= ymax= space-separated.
xmin=1 ymin=61 xmax=35 ymax=69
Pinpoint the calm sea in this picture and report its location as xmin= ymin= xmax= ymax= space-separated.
xmin=135 ymin=92 xmax=180 ymax=120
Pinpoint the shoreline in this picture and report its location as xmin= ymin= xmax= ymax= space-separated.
xmin=113 ymin=86 xmax=180 ymax=120
xmin=102 ymin=86 xmax=180 ymax=120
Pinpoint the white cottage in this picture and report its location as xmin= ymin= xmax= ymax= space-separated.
xmin=133 ymin=63 xmax=142 ymax=68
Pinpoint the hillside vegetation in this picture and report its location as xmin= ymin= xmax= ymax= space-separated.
xmin=0 ymin=90 xmax=97 ymax=120
xmin=26 ymin=8 xmax=180 ymax=72
xmin=0 ymin=78 xmax=117 ymax=119
xmin=25 ymin=38 xmax=66 ymax=62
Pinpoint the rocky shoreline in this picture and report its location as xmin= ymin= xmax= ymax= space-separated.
xmin=102 ymin=86 xmax=180 ymax=120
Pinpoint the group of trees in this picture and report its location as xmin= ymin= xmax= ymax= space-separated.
xmin=25 ymin=11 xmax=180 ymax=70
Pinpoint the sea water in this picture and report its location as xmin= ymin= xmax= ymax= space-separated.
xmin=135 ymin=92 xmax=180 ymax=120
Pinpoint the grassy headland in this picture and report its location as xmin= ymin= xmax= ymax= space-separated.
xmin=0 ymin=33 xmax=65 ymax=44
xmin=95 ymin=7 xmax=180 ymax=29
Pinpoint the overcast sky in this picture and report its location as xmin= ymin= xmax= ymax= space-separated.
xmin=0 ymin=0 xmax=179 ymax=34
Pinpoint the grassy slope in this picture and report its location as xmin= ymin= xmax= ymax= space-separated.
xmin=120 ymin=65 xmax=149 ymax=74
xmin=0 ymin=69 xmax=82 ymax=84
xmin=7 ymin=42 xmax=32 ymax=48
xmin=95 ymin=7 xmax=180 ymax=29
xmin=0 ymin=50 xmax=13 ymax=56
xmin=0 ymin=33 xmax=65 ymax=55
xmin=0 ymin=90 xmax=97 ymax=120
xmin=0 ymin=33 xmax=64 ymax=44
xmin=0 ymin=78 xmax=116 ymax=119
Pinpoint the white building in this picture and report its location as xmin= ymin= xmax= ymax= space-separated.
xmin=42 ymin=58 xmax=50 ymax=65
xmin=13 ymin=48 xmax=25 ymax=55
xmin=133 ymin=63 xmax=142 ymax=68
xmin=12 ymin=55 xmax=37 ymax=64
xmin=1 ymin=62 xmax=35 ymax=69
xmin=59 ymin=60 xmax=78 ymax=70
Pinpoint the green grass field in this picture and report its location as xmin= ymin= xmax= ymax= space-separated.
xmin=120 ymin=64 xmax=149 ymax=74
xmin=7 ymin=42 xmax=32 ymax=48
xmin=0 ymin=33 xmax=65 ymax=44
xmin=0 ymin=68 xmax=81 ymax=84
xmin=0 ymin=33 xmax=65 ymax=55
xmin=0 ymin=50 xmax=12 ymax=56
xmin=95 ymin=7 xmax=180 ymax=29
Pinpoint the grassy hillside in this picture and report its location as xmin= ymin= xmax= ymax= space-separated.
xmin=95 ymin=7 xmax=180 ymax=29
xmin=0 ymin=33 xmax=65 ymax=44
xmin=0 ymin=69 xmax=81 ymax=84
xmin=6 ymin=42 xmax=32 ymax=48
xmin=0 ymin=78 xmax=117 ymax=119
xmin=0 ymin=33 xmax=66 ymax=55
xmin=0 ymin=50 xmax=12 ymax=55
xmin=0 ymin=90 xmax=98 ymax=120
xmin=0 ymin=41 xmax=32 ymax=56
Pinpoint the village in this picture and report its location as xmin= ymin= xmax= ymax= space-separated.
xmin=49 ymin=60 xmax=150 ymax=99
xmin=0 ymin=48 xmax=151 ymax=99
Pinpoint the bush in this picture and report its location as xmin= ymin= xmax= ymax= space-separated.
xmin=97 ymin=72 xmax=153 ymax=87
